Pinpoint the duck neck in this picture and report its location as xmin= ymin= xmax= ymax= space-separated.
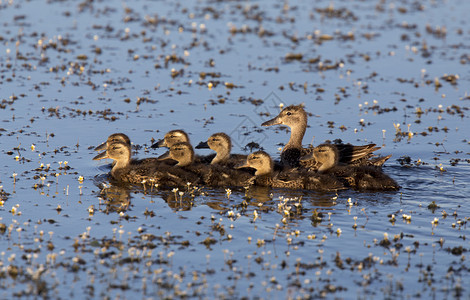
xmin=211 ymin=149 xmax=230 ymax=164
xmin=110 ymin=157 xmax=131 ymax=177
xmin=255 ymin=162 xmax=273 ymax=176
xmin=284 ymin=121 xmax=306 ymax=151
xmin=176 ymin=156 xmax=193 ymax=167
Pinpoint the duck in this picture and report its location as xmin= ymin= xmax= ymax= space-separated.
xmin=156 ymin=142 xmax=206 ymax=184
xmin=309 ymin=144 xmax=400 ymax=191
xmin=159 ymin=142 xmax=253 ymax=187
xmin=236 ymin=151 xmax=344 ymax=191
xmin=158 ymin=142 xmax=196 ymax=167
xmin=93 ymin=141 xmax=165 ymax=185
xmin=152 ymin=130 xmax=215 ymax=164
xmin=261 ymin=104 xmax=382 ymax=168
xmin=261 ymin=105 xmax=308 ymax=167
xmin=94 ymin=141 xmax=201 ymax=188
xmin=195 ymin=132 xmax=247 ymax=167
xmin=300 ymin=141 xmax=392 ymax=171
xmin=94 ymin=133 xmax=159 ymax=166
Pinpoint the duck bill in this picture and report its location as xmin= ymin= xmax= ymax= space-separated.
xmin=261 ymin=115 xmax=281 ymax=127
xmin=157 ymin=151 xmax=171 ymax=161
xmin=299 ymin=152 xmax=315 ymax=162
xmin=151 ymin=139 xmax=166 ymax=149
xmin=94 ymin=142 xmax=107 ymax=151
xmin=195 ymin=141 xmax=210 ymax=149
xmin=93 ymin=151 xmax=109 ymax=160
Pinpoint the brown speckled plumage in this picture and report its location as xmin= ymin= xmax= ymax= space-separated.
xmin=237 ymin=151 xmax=344 ymax=191
xmin=93 ymin=141 xmax=166 ymax=185
xmin=158 ymin=142 xmax=253 ymax=187
xmin=312 ymin=144 xmax=400 ymax=191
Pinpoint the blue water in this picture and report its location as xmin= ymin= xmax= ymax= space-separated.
xmin=0 ymin=0 xmax=469 ymax=298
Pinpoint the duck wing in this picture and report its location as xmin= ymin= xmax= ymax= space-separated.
xmin=334 ymin=143 xmax=380 ymax=163
xmin=366 ymin=154 xmax=392 ymax=167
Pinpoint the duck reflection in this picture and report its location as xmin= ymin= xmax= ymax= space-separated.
xmin=243 ymin=185 xmax=273 ymax=208
xmin=0 ymin=187 xmax=9 ymax=202
xmin=240 ymin=185 xmax=339 ymax=214
xmin=93 ymin=174 xmax=339 ymax=218
xmin=97 ymin=182 xmax=132 ymax=214
xmin=161 ymin=189 xmax=196 ymax=211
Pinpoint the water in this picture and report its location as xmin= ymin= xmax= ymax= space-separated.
xmin=0 ymin=0 xmax=469 ymax=298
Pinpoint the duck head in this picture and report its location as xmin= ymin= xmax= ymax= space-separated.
xmin=236 ymin=151 xmax=273 ymax=176
xmin=93 ymin=141 xmax=132 ymax=174
xmin=94 ymin=133 xmax=130 ymax=151
xmin=158 ymin=142 xmax=194 ymax=167
xmin=261 ymin=105 xmax=307 ymax=129
xmin=261 ymin=105 xmax=307 ymax=155
xmin=151 ymin=130 xmax=190 ymax=148
xmin=196 ymin=132 xmax=232 ymax=164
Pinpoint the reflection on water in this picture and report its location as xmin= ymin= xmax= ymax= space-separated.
xmin=96 ymin=183 xmax=132 ymax=214
xmin=0 ymin=0 xmax=469 ymax=298
xmin=93 ymin=174 xmax=342 ymax=221
xmin=0 ymin=187 xmax=9 ymax=202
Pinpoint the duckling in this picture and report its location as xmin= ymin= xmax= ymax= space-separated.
xmin=158 ymin=142 xmax=195 ymax=167
xmin=93 ymin=141 xmax=164 ymax=185
xmin=157 ymin=142 xmax=205 ymax=183
xmin=151 ymin=130 xmax=190 ymax=148
xmin=94 ymin=133 xmax=159 ymax=167
xmin=195 ymin=132 xmax=247 ymax=167
xmin=236 ymin=151 xmax=344 ymax=191
xmin=94 ymin=141 xmax=200 ymax=187
xmin=262 ymin=105 xmax=382 ymax=168
xmin=311 ymin=144 xmax=400 ymax=191
xmin=159 ymin=142 xmax=253 ymax=187
xmin=94 ymin=133 xmax=130 ymax=152
xmin=152 ymin=130 xmax=215 ymax=164
xmin=300 ymin=142 xmax=391 ymax=171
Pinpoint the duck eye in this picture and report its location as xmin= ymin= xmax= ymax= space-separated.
xmin=286 ymin=112 xmax=292 ymax=116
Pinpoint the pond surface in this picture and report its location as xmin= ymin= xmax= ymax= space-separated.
xmin=0 ymin=0 xmax=469 ymax=298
